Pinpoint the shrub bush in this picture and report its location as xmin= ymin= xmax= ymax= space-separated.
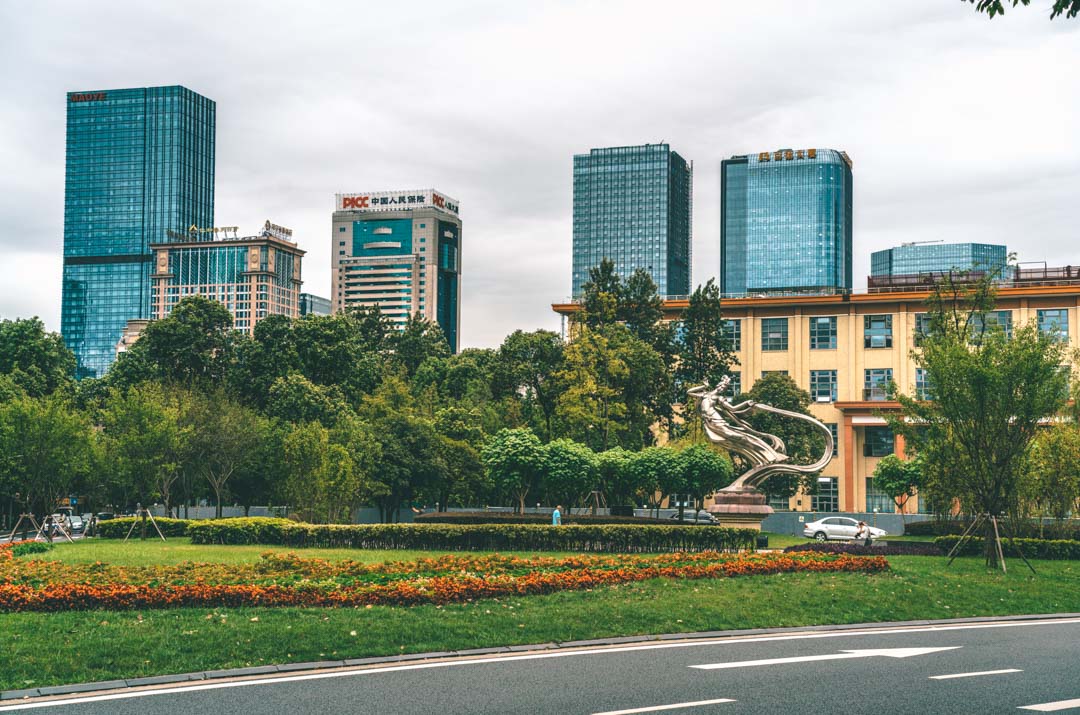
xmin=934 ymin=536 xmax=1080 ymax=560
xmin=96 ymin=517 xmax=192 ymax=539
xmin=10 ymin=542 xmax=53 ymax=557
xmin=187 ymin=519 xmax=757 ymax=553
xmin=907 ymin=519 xmax=1080 ymax=539
xmin=414 ymin=512 xmax=669 ymax=526
xmin=784 ymin=541 xmax=942 ymax=557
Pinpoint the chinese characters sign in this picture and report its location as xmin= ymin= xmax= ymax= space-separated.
xmin=336 ymin=190 xmax=460 ymax=215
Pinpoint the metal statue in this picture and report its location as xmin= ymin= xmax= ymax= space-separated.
xmin=688 ymin=375 xmax=834 ymax=493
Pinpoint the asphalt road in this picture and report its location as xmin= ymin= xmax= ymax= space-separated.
xmin=5 ymin=618 xmax=1080 ymax=714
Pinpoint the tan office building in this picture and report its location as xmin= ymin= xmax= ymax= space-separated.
xmin=150 ymin=221 xmax=304 ymax=336
xmin=331 ymin=189 xmax=462 ymax=352
xmin=554 ymin=270 xmax=1080 ymax=514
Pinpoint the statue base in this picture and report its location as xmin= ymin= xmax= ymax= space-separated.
xmin=706 ymin=490 xmax=773 ymax=531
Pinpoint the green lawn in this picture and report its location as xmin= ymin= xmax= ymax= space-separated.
xmin=2 ymin=545 xmax=1078 ymax=691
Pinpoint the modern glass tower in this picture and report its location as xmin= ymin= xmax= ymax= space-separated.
xmin=61 ymin=86 xmax=215 ymax=378
xmin=870 ymin=242 xmax=1008 ymax=277
xmin=721 ymin=148 xmax=852 ymax=297
xmin=572 ymin=144 xmax=692 ymax=298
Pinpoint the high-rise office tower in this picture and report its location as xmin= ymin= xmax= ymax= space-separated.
xmin=870 ymin=242 xmax=1008 ymax=277
xmin=331 ymin=190 xmax=461 ymax=352
xmin=721 ymin=148 xmax=852 ymax=297
xmin=572 ymin=143 xmax=692 ymax=298
xmin=61 ymin=86 xmax=215 ymax=378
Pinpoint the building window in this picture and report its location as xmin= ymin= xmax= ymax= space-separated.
xmin=339 ymin=227 xmax=346 ymax=233
xmin=760 ymin=318 xmax=788 ymax=351
xmin=827 ymin=423 xmax=839 ymax=457
xmin=812 ymin=477 xmax=838 ymax=512
xmin=970 ymin=310 xmax=1013 ymax=340
xmin=419 ymin=223 xmax=425 ymax=228
xmin=866 ymin=479 xmax=895 ymax=513
xmin=767 ymin=493 xmax=790 ymax=511
xmin=915 ymin=368 xmax=933 ymax=400
xmin=917 ymin=489 xmax=933 ymax=514
xmin=809 ymin=316 xmax=837 ymax=350
xmin=864 ymin=314 xmax=893 ymax=349
xmin=864 ymin=368 xmax=893 ymax=401
xmin=864 ymin=426 xmax=894 ymax=457
xmin=914 ymin=313 xmax=932 ymax=346
xmin=1038 ymin=309 xmax=1069 ymax=341
xmin=722 ymin=319 xmax=741 ymax=351
xmin=810 ymin=370 xmax=837 ymax=402
xmin=728 ymin=371 xmax=741 ymax=396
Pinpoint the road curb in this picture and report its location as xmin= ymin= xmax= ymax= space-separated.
xmin=4 ymin=612 xmax=1080 ymax=702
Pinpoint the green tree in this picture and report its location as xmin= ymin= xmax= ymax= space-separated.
xmin=742 ymin=373 xmax=826 ymax=502
xmin=674 ymin=279 xmax=737 ymax=391
xmin=966 ymin=0 xmax=1078 ymax=19
xmin=266 ymin=373 xmax=348 ymax=426
xmin=679 ymin=443 xmax=734 ymax=515
xmin=0 ymin=395 xmax=95 ymax=518
xmin=1024 ymin=424 xmax=1080 ymax=531
xmin=625 ymin=446 xmax=683 ymax=517
xmin=0 ymin=317 xmax=76 ymax=396
xmin=389 ymin=312 xmax=451 ymax=378
xmin=482 ymin=428 xmax=545 ymax=513
xmin=578 ymin=258 xmax=622 ymax=329
xmin=282 ymin=421 xmax=371 ymax=523
xmin=111 ymin=296 xmax=235 ymax=387
xmin=596 ymin=447 xmax=634 ymax=507
xmin=99 ymin=383 xmax=189 ymax=513
xmin=542 ymin=439 xmax=598 ymax=511
xmin=891 ymin=274 xmax=1070 ymax=567
xmin=186 ymin=391 xmax=264 ymax=518
xmin=872 ymin=454 xmax=926 ymax=522
xmin=556 ymin=325 xmax=668 ymax=451
xmin=493 ymin=330 xmax=564 ymax=441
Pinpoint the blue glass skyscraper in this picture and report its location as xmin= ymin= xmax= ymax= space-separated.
xmin=61 ymin=86 xmax=215 ymax=378
xmin=721 ymin=148 xmax=852 ymax=297
xmin=572 ymin=144 xmax=692 ymax=298
xmin=870 ymin=242 xmax=1008 ymax=277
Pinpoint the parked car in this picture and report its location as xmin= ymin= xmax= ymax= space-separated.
xmin=67 ymin=515 xmax=85 ymax=534
xmin=803 ymin=517 xmax=887 ymax=542
xmin=667 ymin=511 xmax=717 ymax=525
xmin=96 ymin=512 xmax=115 ymax=521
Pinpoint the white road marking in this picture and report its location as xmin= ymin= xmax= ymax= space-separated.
xmin=593 ymin=698 xmax=736 ymax=714
xmin=1 ymin=618 xmax=1079 ymax=711
xmin=1018 ymin=698 xmax=1080 ymax=712
xmin=930 ymin=668 xmax=1022 ymax=680
xmin=691 ymin=646 xmax=960 ymax=670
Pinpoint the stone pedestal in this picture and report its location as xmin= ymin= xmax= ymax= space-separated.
xmin=706 ymin=489 xmax=773 ymax=531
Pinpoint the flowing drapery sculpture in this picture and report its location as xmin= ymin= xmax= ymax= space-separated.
xmin=689 ymin=375 xmax=834 ymax=492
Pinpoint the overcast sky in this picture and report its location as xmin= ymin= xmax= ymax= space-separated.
xmin=0 ymin=1 xmax=1077 ymax=349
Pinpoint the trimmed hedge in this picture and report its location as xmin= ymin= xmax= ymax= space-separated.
xmin=935 ymin=536 xmax=1080 ymax=560
xmin=187 ymin=518 xmax=758 ymax=553
xmin=414 ymin=512 xmax=671 ymax=526
xmin=784 ymin=541 xmax=943 ymax=557
xmin=96 ymin=517 xmax=192 ymax=539
xmin=907 ymin=519 xmax=1080 ymax=539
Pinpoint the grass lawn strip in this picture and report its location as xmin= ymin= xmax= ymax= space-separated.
xmin=1 ymin=555 xmax=1078 ymax=692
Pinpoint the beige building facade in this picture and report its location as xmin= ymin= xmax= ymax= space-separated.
xmin=331 ymin=190 xmax=462 ymax=352
xmin=150 ymin=221 xmax=304 ymax=336
xmin=554 ymin=279 xmax=1080 ymax=514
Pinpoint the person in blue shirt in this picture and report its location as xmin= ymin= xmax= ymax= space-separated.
xmin=552 ymin=505 xmax=562 ymax=526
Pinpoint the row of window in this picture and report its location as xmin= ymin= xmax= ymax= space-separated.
xmin=730 ymin=367 xmax=931 ymax=403
xmin=723 ymin=309 xmax=1071 ymax=353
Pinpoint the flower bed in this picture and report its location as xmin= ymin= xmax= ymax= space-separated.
xmin=0 ymin=550 xmax=888 ymax=613
xmin=784 ymin=541 xmax=943 ymax=557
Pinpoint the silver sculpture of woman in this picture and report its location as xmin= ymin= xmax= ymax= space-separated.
xmin=689 ymin=375 xmax=834 ymax=493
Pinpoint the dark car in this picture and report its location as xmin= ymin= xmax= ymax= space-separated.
xmin=96 ymin=512 xmax=115 ymax=521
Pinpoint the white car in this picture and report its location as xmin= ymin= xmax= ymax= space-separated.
xmin=803 ymin=517 xmax=887 ymax=542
